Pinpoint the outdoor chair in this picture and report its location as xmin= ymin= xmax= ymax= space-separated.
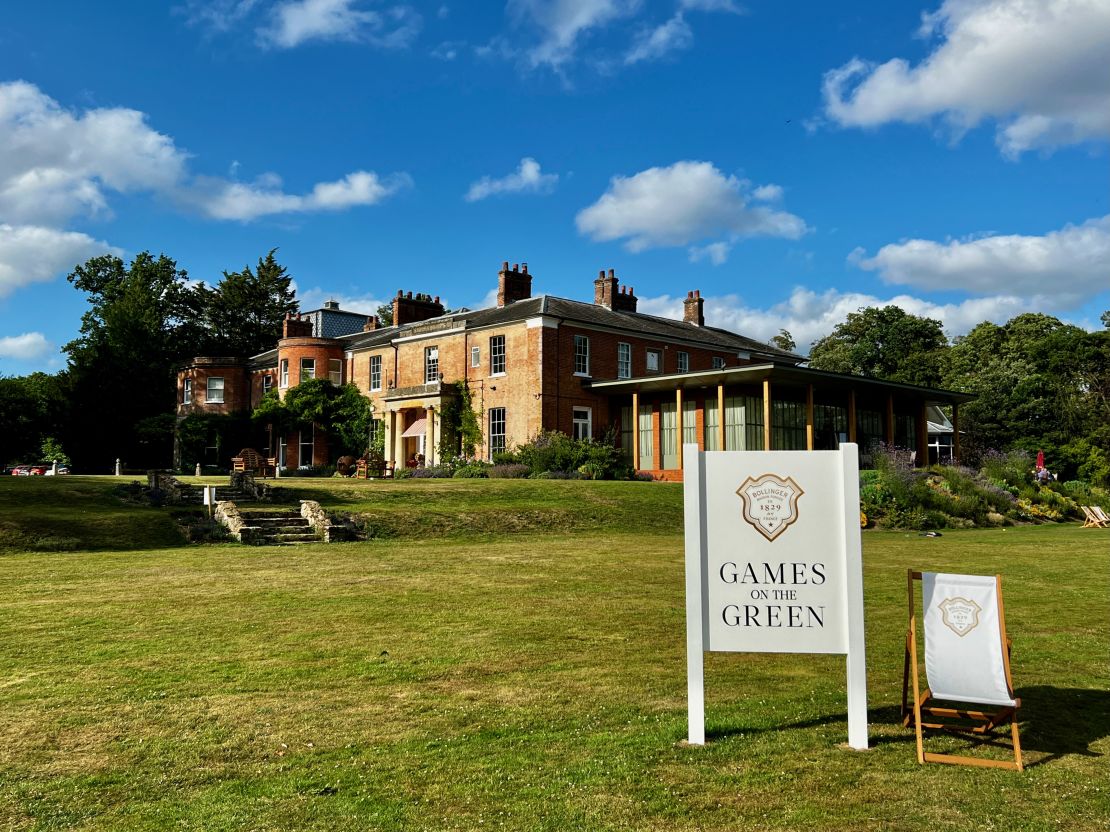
xmin=1091 ymin=506 xmax=1110 ymax=527
xmin=1080 ymin=506 xmax=1108 ymax=528
xmin=902 ymin=570 xmax=1023 ymax=770
xmin=231 ymin=448 xmax=275 ymax=479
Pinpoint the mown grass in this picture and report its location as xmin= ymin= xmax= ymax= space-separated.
xmin=0 ymin=476 xmax=1107 ymax=830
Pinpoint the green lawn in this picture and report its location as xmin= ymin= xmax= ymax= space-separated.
xmin=0 ymin=477 xmax=1107 ymax=830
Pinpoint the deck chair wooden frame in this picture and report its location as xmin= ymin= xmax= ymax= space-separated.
xmin=1090 ymin=506 xmax=1110 ymax=527
xmin=1080 ymin=506 xmax=1106 ymax=528
xmin=902 ymin=570 xmax=1023 ymax=771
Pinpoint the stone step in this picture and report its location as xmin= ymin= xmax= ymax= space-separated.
xmin=269 ymin=532 xmax=321 ymax=543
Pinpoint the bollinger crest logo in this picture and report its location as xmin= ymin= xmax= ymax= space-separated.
xmin=737 ymin=474 xmax=804 ymax=542
xmin=938 ymin=596 xmax=982 ymax=637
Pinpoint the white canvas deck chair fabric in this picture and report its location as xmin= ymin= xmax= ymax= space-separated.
xmin=1080 ymin=506 xmax=1108 ymax=528
xmin=902 ymin=570 xmax=1023 ymax=770
xmin=1092 ymin=506 xmax=1110 ymax=527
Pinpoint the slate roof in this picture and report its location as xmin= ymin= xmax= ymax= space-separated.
xmin=248 ymin=293 xmax=803 ymax=366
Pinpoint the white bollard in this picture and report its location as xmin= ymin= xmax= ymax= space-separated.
xmin=51 ymin=460 xmax=58 ymax=475
xmin=195 ymin=462 xmax=202 ymax=478
xmin=114 ymin=458 xmax=121 ymax=476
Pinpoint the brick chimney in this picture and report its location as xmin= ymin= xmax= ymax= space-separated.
xmin=282 ymin=312 xmax=314 ymax=338
xmin=497 ymin=261 xmax=532 ymax=307
xmin=593 ymin=268 xmax=637 ymax=313
xmin=683 ymin=290 xmax=705 ymax=327
xmin=393 ymin=290 xmax=445 ymax=326
xmin=363 ymin=315 xmax=381 ymax=332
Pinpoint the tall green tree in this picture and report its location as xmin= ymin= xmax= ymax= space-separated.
xmin=808 ymin=306 xmax=948 ymax=387
xmin=64 ymin=252 xmax=205 ymax=469
xmin=206 ymin=249 xmax=298 ymax=356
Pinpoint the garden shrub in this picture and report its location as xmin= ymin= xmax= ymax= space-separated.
xmin=452 ymin=462 xmax=490 ymax=478
xmin=488 ymin=464 xmax=531 ymax=479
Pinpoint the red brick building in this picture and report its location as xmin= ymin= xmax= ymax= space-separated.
xmin=176 ymin=262 xmax=970 ymax=476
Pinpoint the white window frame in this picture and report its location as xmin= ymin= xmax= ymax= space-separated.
xmin=490 ymin=335 xmax=506 ymax=376
xmin=300 ymin=357 xmax=315 ymax=383
xmin=646 ymin=348 xmax=662 ymax=374
xmin=471 ymin=345 xmax=480 ymax=368
xmin=299 ymin=424 xmax=314 ymax=469
xmin=183 ymin=378 xmax=192 ymax=404
xmin=262 ymin=375 xmax=273 ymax=396
xmin=712 ymin=356 xmax=726 ymax=369
xmin=206 ymin=376 xmax=225 ymax=404
xmin=574 ymin=335 xmax=590 ymax=376
xmin=617 ymin=342 xmax=631 ymax=379
xmin=572 ymin=406 xmax=593 ymax=441
xmin=370 ymin=355 xmax=382 ymax=392
xmin=328 ymin=358 xmax=343 ymax=385
xmin=279 ymin=359 xmax=289 ymax=388
xmin=425 ymin=346 xmax=439 ymax=383
xmin=488 ymin=407 xmax=507 ymax=460
xmin=677 ymin=351 xmax=689 ymax=373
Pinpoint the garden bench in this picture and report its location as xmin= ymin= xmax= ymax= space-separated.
xmin=356 ymin=458 xmax=394 ymax=479
xmin=231 ymin=448 xmax=275 ymax=478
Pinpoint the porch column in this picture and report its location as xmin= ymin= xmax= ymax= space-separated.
xmin=425 ymin=406 xmax=435 ymax=466
xmin=848 ymin=390 xmax=857 ymax=443
xmin=394 ymin=410 xmax=405 ymax=466
xmin=717 ymin=384 xmax=726 ymax=451
xmin=952 ymin=403 xmax=961 ymax=464
xmin=676 ymin=388 xmax=684 ymax=470
xmin=652 ymin=403 xmax=662 ymax=471
xmin=632 ymin=391 xmax=640 ymax=470
xmin=385 ymin=410 xmax=396 ymax=466
xmin=762 ymin=379 xmax=772 ymax=451
xmin=885 ymin=394 xmax=895 ymax=446
xmin=806 ymin=384 xmax=815 ymax=451
xmin=917 ymin=403 xmax=930 ymax=467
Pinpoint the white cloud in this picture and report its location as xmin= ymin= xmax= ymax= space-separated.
xmin=680 ymin=0 xmax=743 ymax=13
xmin=853 ymin=215 xmax=1110 ymax=301
xmin=294 ymin=284 xmax=388 ymax=315
xmin=0 ymin=80 xmax=186 ymax=225
xmin=177 ymin=0 xmax=262 ymax=34
xmin=822 ymin=0 xmax=1110 ymax=155
xmin=688 ymin=241 xmax=731 ymax=265
xmin=0 ymin=224 xmax=121 ymax=298
xmin=509 ymin=0 xmax=641 ymax=67
xmin=464 ymin=158 xmax=558 ymax=202
xmin=260 ymin=0 xmax=421 ymax=48
xmin=576 ymin=160 xmax=806 ymax=253
xmin=637 ymin=287 xmax=1051 ymax=353
xmin=193 ymin=170 xmax=412 ymax=221
xmin=0 ymin=332 xmax=53 ymax=361
xmin=624 ymin=13 xmax=692 ymax=64
xmin=751 ymin=183 xmax=783 ymax=202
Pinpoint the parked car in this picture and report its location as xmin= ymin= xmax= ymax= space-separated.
xmin=9 ymin=464 xmax=32 ymax=476
xmin=44 ymin=465 xmax=71 ymax=475
xmin=27 ymin=464 xmax=49 ymax=476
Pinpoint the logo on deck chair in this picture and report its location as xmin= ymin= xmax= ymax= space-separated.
xmin=737 ymin=474 xmax=804 ymax=542
xmin=939 ymin=596 xmax=982 ymax=637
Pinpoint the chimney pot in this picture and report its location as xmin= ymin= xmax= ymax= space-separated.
xmin=434 ymin=296 xmax=440 ymax=304
xmin=599 ymin=270 xmax=606 ymax=279
xmin=608 ymin=268 xmax=615 ymax=279
xmin=521 ymin=262 xmax=528 ymax=273
xmin=502 ymin=261 xmax=509 ymax=271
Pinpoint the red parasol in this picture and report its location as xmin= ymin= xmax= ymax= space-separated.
xmin=1036 ymin=449 xmax=1045 ymax=469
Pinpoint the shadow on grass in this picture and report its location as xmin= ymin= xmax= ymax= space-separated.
xmin=864 ymin=688 xmax=1109 ymax=768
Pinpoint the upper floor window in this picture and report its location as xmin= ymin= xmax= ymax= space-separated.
xmin=425 ymin=346 xmax=439 ymax=383
xmin=712 ymin=357 xmax=726 ymax=369
xmin=617 ymin=343 xmax=631 ymax=379
xmin=206 ymin=377 xmax=225 ymax=404
xmin=370 ymin=355 xmax=382 ymax=391
xmin=646 ymin=349 xmax=662 ymax=374
xmin=329 ymin=358 xmax=342 ymax=385
xmin=471 ymin=346 xmax=480 ymax=368
xmin=677 ymin=351 xmax=689 ymax=373
xmin=280 ymin=359 xmax=289 ymax=387
xmin=300 ymin=357 xmax=315 ymax=383
xmin=262 ymin=375 xmax=273 ymax=395
xmin=574 ymin=335 xmax=590 ymax=376
xmin=183 ymin=378 xmax=192 ymax=404
xmin=490 ymin=335 xmax=506 ymax=375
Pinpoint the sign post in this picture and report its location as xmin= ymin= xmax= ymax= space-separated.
xmin=683 ymin=443 xmax=868 ymax=750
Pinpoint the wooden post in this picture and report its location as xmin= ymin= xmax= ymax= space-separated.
xmin=848 ymin=390 xmax=857 ymax=443
xmin=631 ymin=391 xmax=640 ymax=471
xmin=763 ymin=378 xmax=772 ymax=451
xmin=717 ymin=384 xmax=726 ymax=451
xmin=676 ymin=387 xmax=684 ymax=470
xmin=952 ymin=403 xmax=961 ymax=464
xmin=916 ymin=403 xmax=929 ymax=467
xmin=886 ymin=394 xmax=895 ymax=446
xmin=806 ymin=384 xmax=815 ymax=451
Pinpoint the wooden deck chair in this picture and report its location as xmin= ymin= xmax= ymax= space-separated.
xmin=902 ymin=570 xmax=1023 ymax=770
xmin=1081 ymin=506 xmax=1108 ymax=528
xmin=1092 ymin=506 xmax=1110 ymax=527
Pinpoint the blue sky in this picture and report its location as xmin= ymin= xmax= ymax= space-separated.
xmin=1 ymin=0 xmax=1107 ymax=375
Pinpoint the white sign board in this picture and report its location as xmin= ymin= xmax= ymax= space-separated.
xmin=683 ymin=443 xmax=868 ymax=749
